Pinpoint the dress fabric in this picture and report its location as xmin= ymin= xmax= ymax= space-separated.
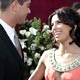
xmin=45 ymin=67 xmax=80 ymax=80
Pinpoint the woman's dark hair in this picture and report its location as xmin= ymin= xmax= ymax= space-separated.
xmin=48 ymin=7 xmax=80 ymax=47
xmin=71 ymin=2 xmax=80 ymax=11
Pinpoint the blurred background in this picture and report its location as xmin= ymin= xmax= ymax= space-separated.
xmin=22 ymin=0 xmax=80 ymax=79
xmin=27 ymin=0 xmax=80 ymax=24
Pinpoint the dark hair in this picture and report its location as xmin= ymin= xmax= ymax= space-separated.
xmin=71 ymin=2 xmax=80 ymax=11
xmin=0 ymin=0 xmax=1 ymax=9
xmin=48 ymin=7 xmax=80 ymax=47
xmin=1 ymin=0 xmax=26 ymax=11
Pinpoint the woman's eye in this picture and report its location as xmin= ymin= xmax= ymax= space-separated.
xmin=51 ymin=23 xmax=54 ymax=26
xmin=57 ymin=21 xmax=62 ymax=24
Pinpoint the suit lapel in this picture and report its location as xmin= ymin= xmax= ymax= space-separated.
xmin=0 ymin=24 xmax=24 ymax=67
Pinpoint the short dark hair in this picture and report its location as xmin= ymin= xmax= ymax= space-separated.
xmin=0 ymin=0 xmax=1 ymax=9
xmin=48 ymin=7 xmax=80 ymax=47
xmin=71 ymin=2 xmax=80 ymax=11
xmin=1 ymin=0 xmax=25 ymax=11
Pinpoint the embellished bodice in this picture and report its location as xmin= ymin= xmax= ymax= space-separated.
xmin=45 ymin=49 xmax=80 ymax=80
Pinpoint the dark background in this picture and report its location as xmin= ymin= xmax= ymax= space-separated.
xmin=28 ymin=0 xmax=80 ymax=24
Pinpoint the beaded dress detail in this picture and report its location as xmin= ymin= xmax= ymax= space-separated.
xmin=49 ymin=49 xmax=80 ymax=72
xmin=45 ymin=49 xmax=80 ymax=80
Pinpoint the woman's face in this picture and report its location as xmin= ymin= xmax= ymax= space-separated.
xmin=51 ymin=14 xmax=72 ymax=43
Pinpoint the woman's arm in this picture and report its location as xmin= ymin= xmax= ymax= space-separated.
xmin=28 ymin=52 xmax=46 ymax=80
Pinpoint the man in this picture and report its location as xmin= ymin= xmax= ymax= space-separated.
xmin=0 ymin=0 xmax=31 ymax=80
xmin=0 ymin=1 xmax=1 ymax=16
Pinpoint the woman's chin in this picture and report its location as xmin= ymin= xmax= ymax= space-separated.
xmin=55 ymin=39 xmax=62 ymax=43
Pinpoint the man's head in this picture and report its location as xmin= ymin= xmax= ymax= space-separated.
xmin=1 ymin=0 xmax=29 ymax=11
xmin=1 ymin=0 xmax=31 ymax=27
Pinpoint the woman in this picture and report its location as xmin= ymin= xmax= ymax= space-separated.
xmin=28 ymin=7 xmax=80 ymax=80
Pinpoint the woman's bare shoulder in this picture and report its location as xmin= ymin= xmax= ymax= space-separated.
xmin=41 ymin=48 xmax=56 ymax=64
xmin=43 ymin=48 xmax=56 ymax=56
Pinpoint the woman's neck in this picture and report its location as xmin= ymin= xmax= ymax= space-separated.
xmin=58 ymin=41 xmax=80 ymax=55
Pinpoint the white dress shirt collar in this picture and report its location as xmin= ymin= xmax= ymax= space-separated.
xmin=0 ymin=19 xmax=15 ymax=45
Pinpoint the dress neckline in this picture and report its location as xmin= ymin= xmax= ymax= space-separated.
xmin=49 ymin=48 xmax=80 ymax=72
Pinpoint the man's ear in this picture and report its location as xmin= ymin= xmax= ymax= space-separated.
xmin=10 ymin=0 xmax=19 ymax=13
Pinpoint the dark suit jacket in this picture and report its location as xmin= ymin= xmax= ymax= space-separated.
xmin=0 ymin=24 xmax=24 ymax=80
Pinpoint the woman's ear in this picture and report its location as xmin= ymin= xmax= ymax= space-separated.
xmin=74 ymin=25 xmax=77 ymax=31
